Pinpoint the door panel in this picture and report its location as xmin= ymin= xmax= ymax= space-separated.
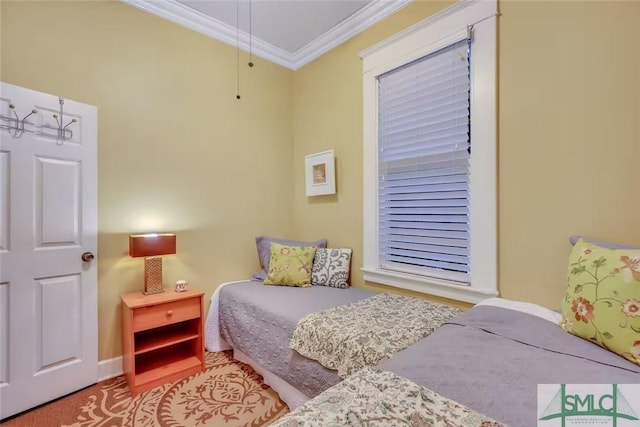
xmin=0 ymin=282 xmax=8 ymax=385
xmin=0 ymin=151 xmax=8 ymax=252
xmin=37 ymin=275 xmax=82 ymax=369
xmin=35 ymin=157 xmax=81 ymax=246
xmin=0 ymin=82 xmax=97 ymax=419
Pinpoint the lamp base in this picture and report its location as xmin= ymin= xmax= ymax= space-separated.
xmin=144 ymin=256 xmax=164 ymax=295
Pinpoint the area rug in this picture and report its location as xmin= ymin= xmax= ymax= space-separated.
xmin=3 ymin=351 xmax=289 ymax=427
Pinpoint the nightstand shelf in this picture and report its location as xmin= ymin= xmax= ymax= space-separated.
xmin=134 ymin=322 xmax=200 ymax=355
xmin=121 ymin=288 xmax=205 ymax=395
xmin=135 ymin=353 xmax=202 ymax=387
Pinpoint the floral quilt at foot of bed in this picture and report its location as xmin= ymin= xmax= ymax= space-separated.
xmin=290 ymin=292 xmax=462 ymax=378
xmin=270 ymin=368 xmax=505 ymax=427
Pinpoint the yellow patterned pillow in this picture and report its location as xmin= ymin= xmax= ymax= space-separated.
xmin=264 ymin=243 xmax=317 ymax=287
xmin=560 ymin=238 xmax=640 ymax=365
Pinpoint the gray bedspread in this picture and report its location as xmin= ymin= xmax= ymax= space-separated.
xmin=218 ymin=280 xmax=374 ymax=397
xmin=380 ymin=305 xmax=640 ymax=427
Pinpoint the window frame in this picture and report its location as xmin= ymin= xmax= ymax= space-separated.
xmin=360 ymin=0 xmax=498 ymax=303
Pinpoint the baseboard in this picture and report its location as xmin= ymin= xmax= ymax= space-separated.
xmin=98 ymin=356 xmax=123 ymax=382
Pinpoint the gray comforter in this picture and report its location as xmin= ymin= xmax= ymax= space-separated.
xmin=381 ymin=305 xmax=640 ymax=427
xmin=218 ymin=282 xmax=640 ymax=426
xmin=218 ymin=280 xmax=374 ymax=397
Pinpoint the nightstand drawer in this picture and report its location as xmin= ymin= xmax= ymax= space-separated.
xmin=133 ymin=297 xmax=200 ymax=332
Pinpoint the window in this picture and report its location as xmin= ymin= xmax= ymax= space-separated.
xmin=378 ymin=39 xmax=471 ymax=284
xmin=361 ymin=0 xmax=497 ymax=303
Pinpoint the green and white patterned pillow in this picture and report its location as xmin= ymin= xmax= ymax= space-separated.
xmin=264 ymin=243 xmax=316 ymax=287
xmin=560 ymin=238 xmax=640 ymax=365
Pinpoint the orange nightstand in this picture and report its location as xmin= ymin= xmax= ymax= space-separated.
xmin=121 ymin=287 xmax=205 ymax=395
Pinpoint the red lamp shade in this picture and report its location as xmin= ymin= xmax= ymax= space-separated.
xmin=129 ymin=233 xmax=176 ymax=258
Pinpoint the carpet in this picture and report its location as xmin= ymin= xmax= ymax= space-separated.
xmin=3 ymin=351 xmax=289 ymax=427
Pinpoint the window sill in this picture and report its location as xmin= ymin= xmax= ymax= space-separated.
xmin=361 ymin=267 xmax=498 ymax=304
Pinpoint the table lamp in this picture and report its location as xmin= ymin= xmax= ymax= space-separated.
xmin=129 ymin=233 xmax=176 ymax=294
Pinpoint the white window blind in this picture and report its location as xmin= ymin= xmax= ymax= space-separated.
xmin=377 ymin=39 xmax=471 ymax=284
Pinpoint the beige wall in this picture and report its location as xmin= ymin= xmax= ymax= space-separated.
xmin=3 ymin=0 xmax=639 ymax=361
xmin=1 ymin=1 xmax=294 ymax=360
xmin=499 ymin=0 xmax=640 ymax=305
xmin=292 ymin=0 xmax=640 ymax=309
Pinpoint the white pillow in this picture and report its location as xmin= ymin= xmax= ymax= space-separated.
xmin=476 ymin=297 xmax=562 ymax=324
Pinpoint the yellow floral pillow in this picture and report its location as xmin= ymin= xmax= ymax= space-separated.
xmin=264 ymin=243 xmax=317 ymax=287
xmin=561 ymin=238 xmax=640 ymax=365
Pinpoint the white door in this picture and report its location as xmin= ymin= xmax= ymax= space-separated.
xmin=0 ymin=82 xmax=98 ymax=419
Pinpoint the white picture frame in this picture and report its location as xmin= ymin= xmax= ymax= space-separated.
xmin=305 ymin=149 xmax=336 ymax=196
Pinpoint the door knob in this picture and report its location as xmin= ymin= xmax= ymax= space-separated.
xmin=81 ymin=252 xmax=95 ymax=262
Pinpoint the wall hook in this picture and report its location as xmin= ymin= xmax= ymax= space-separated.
xmin=63 ymin=117 xmax=77 ymax=136
xmin=20 ymin=108 xmax=38 ymax=135
xmin=52 ymin=113 xmax=75 ymax=143
xmin=52 ymin=97 xmax=76 ymax=143
xmin=8 ymin=104 xmax=20 ymax=137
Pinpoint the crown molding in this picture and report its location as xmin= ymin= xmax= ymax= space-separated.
xmin=121 ymin=0 xmax=414 ymax=70
xmin=291 ymin=0 xmax=413 ymax=69
xmin=122 ymin=0 xmax=295 ymax=68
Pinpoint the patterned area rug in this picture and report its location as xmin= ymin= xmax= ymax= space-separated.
xmin=4 ymin=351 xmax=289 ymax=427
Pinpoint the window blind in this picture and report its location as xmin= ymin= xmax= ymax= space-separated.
xmin=377 ymin=39 xmax=471 ymax=284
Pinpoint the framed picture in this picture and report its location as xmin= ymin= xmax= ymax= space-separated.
xmin=305 ymin=149 xmax=336 ymax=196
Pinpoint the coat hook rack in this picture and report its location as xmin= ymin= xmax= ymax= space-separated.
xmin=1 ymin=99 xmax=76 ymax=142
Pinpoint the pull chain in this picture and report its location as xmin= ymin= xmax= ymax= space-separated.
xmin=248 ymin=0 xmax=254 ymax=68
xmin=235 ymin=0 xmax=241 ymax=99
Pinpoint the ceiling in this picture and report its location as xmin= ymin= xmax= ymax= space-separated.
xmin=122 ymin=0 xmax=412 ymax=69
xmin=179 ymin=1 xmax=371 ymax=53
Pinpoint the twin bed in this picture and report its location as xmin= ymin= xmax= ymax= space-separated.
xmin=206 ymin=281 xmax=372 ymax=403
xmin=205 ymin=279 xmax=640 ymax=426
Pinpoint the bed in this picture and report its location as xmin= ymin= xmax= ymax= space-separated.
xmin=205 ymin=279 xmax=460 ymax=408
xmin=206 ymin=282 xmax=640 ymax=426
xmin=205 ymin=280 xmax=376 ymax=407
xmin=378 ymin=301 xmax=640 ymax=426
xmin=204 ymin=235 xmax=640 ymax=425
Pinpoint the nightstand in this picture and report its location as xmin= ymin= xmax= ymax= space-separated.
xmin=121 ymin=288 xmax=205 ymax=395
